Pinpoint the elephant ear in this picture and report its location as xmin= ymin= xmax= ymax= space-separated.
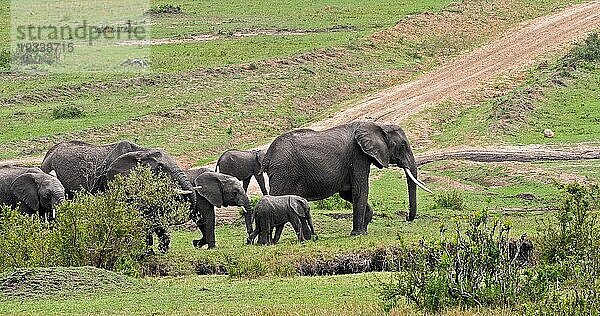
xmin=194 ymin=174 xmax=224 ymax=208
xmin=288 ymin=196 xmax=307 ymax=218
xmin=107 ymin=150 xmax=162 ymax=180
xmin=354 ymin=122 xmax=390 ymax=168
xmin=106 ymin=151 xmax=143 ymax=180
xmin=11 ymin=173 xmax=40 ymax=210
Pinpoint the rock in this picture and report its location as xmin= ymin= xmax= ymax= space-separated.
xmin=543 ymin=129 xmax=555 ymax=138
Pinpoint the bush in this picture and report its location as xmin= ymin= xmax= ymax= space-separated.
xmin=51 ymin=193 xmax=146 ymax=274
xmin=521 ymin=182 xmax=600 ymax=315
xmin=433 ymin=190 xmax=465 ymax=211
xmin=536 ymin=183 xmax=600 ymax=263
xmin=559 ymin=32 xmax=600 ymax=71
xmin=379 ymin=211 xmax=531 ymax=312
xmin=147 ymin=4 xmax=182 ymax=14
xmin=51 ymin=104 xmax=84 ymax=120
xmin=379 ymin=182 xmax=600 ymax=314
xmin=0 ymin=206 xmax=55 ymax=271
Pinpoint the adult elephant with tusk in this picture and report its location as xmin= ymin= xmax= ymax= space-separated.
xmin=262 ymin=121 xmax=432 ymax=236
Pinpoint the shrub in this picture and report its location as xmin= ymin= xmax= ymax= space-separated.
xmin=559 ymin=32 xmax=600 ymax=71
xmin=108 ymin=166 xmax=191 ymax=231
xmin=536 ymin=182 xmax=600 ymax=264
xmin=521 ymin=182 xmax=600 ymax=315
xmin=51 ymin=192 xmax=146 ymax=274
xmin=51 ymin=104 xmax=84 ymax=120
xmin=379 ymin=211 xmax=531 ymax=312
xmin=0 ymin=206 xmax=55 ymax=271
xmin=433 ymin=190 xmax=465 ymax=211
xmin=147 ymin=4 xmax=182 ymax=15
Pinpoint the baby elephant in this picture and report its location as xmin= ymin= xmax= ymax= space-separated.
xmin=248 ymin=195 xmax=317 ymax=245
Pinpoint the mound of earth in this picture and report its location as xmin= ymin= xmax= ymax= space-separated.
xmin=0 ymin=266 xmax=135 ymax=300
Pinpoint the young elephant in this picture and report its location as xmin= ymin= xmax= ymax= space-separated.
xmin=216 ymin=149 xmax=268 ymax=195
xmin=248 ymin=195 xmax=317 ymax=245
xmin=0 ymin=165 xmax=66 ymax=221
xmin=184 ymin=170 xmax=251 ymax=249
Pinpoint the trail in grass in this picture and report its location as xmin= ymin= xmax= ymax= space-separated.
xmin=310 ymin=1 xmax=600 ymax=130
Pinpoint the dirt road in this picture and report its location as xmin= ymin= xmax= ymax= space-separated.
xmin=310 ymin=1 xmax=600 ymax=130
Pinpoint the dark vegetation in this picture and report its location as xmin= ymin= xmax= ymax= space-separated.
xmin=378 ymin=183 xmax=600 ymax=314
xmin=51 ymin=104 xmax=85 ymax=120
xmin=146 ymin=4 xmax=182 ymax=15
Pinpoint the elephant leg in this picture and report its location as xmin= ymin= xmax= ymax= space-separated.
xmin=247 ymin=227 xmax=259 ymax=244
xmin=255 ymin=173 xmax=268 ymax=196
xmin=272 ymin=225 xmax=284 ymax=244
xmin=341 ymin=186 xmax=368 ymax=235
xmin=155 ymin=226 xmax=171 ymax=254
xmin=193 ymin=216 xmax=207 ymax=248
xmin=242 ymin=178 xmax=251 ymax=193
xmin=203 ymin=209 xmax=217 ymax=248
xmin=257 ymin=215 xmax=271 ymax=245
xmin=290 ymin=217 xmax=304 ymax=242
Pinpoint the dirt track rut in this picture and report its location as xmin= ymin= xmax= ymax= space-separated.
xmin=310 ymin=1 xmax=600 ymax=130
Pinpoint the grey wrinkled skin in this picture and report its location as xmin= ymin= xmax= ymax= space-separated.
xmin=216 ymin=149 xmax=268 ymax=195
xmin=0 ymin=165 xmax=66 ymax=221
xmin=247 ymin=195 xmax=317 ymax=245
xmin=184 ymin=170 xmax=251 ymax=249
xmin=262 ymin=121 xmax=420 ymax=236
xmin=41 ymin=140 xmax=196 ymax=253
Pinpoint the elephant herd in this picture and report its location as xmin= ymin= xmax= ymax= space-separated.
xmin=0 ymin=121 xmax=431 ymax=250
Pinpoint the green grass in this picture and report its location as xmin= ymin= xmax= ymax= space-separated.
xmin=512 ymin=67 xmax=600 ymax=145
xmin=405 ymin=60 xmax=600 ymax=150
xmin=0 ymin=273 xmax=382 ymax=315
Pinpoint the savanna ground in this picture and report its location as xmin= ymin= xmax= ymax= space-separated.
xmin=1 ymin=0 xmax=599 ymax=314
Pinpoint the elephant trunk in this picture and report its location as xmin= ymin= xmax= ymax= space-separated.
xmin=172 ymin=168 xmax=196 ymax=207
xmin=405 ymin=165 xmax=418 ymax=222
xmin=242 ymin=196 xmax=253 ymax=235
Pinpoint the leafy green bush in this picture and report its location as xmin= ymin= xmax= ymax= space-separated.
xmin=559 ymin=32 xmax=600 ymax=71
xmin=536 ymin=183 xmax=599 ymax=263
xmin=521 ymin=183 xmax=600 ymax=315
xmin=379 ymin=182 xmax=600 ymax=314
xmin=51 ymin=193 xmax=145 ymax=274
xmin=433 ymin=190 xmax=465 ymax=211
xmin=0 ymin=206 xmax=55 ymax=271
xmin=51 ymin=104 xmax=84 ymax=120
xmin=379 ymin=211 xmax=531 ymax=312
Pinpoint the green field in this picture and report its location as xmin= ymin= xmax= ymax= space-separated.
xmin=1 ymin=0 xmax=599 ymax=314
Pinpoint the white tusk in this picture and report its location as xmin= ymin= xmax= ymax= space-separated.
xmin=192 ymin=186 xmax=203 ymax=190
xmin=404 ymin=168 xmax=433 ymax=194
xmin=52 ymin=209 xmax=56 ymax=220
xmin=49 ymin=170 xmax=57 ymax=177
xmin=175 ymin=189 xmax=194 ymax=195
